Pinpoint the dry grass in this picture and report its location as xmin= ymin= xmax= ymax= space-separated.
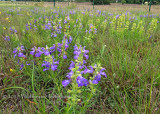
xmin=44 ymin=2 xmax=160 ymax=14
xmin=0 ymin=1 xmax=160 ymax=14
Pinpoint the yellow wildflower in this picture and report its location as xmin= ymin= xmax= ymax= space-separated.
xmin=0 ymin=12 xmax=1 ymax=15
xmin=3 ymin=27 xmax=6 ymax=30
xmin=10 ymin=68 xmax=14 ymax=72
xmin=27 ymin=12 xmax=30 ymax=16
xmin=5 ymin=18 xmax=9 ymax=21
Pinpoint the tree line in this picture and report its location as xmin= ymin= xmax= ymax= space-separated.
xmin=14 ymin=0 xmax=160 ymax=4
xmin=91 ymin=0 xmax=160 ymax=5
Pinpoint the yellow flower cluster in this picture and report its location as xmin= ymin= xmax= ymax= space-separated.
xmin=109 ymin=12 xmax=130 ymax=34
xmin=137 ymin=21 xmax=144 ymax=37
xmin=131 ymin=23 xmax=136 ymax=32
xmin=116 ymin=13 xmax=129 ymax=33
xmin=146 ymin=18 xmax=158 ymax=38
xmin=5 ymin=17 xmax=10 ymax=23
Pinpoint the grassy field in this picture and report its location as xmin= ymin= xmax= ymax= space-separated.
xmin=0 ymin=1 xmax=160 ymax=113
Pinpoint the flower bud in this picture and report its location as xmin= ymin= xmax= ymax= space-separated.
xmin=67 ymin=90 xmax=72 ymax=93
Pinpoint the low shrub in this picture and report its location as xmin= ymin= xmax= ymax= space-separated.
xmin=91 ymin=0 xmax=110 ymax=5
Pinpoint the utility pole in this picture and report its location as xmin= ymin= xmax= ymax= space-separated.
xmin=149 ymin=0 xmax=152 ymax=12
xmin=93 ymin=0 xmax=94 ymax=9
xmin=54 ymin=0 xmax=55 ymax=7
xmin=142 ymin=0 xmax=144 ymax=5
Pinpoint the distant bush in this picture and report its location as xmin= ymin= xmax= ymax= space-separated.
xmin=76 ymin=0 xmax=90 ymax=2
xmin=124 ymin=0 xmax=160 ymax=5
xmin=34 ymin=2 xmax=44 ymax=6
xmin=153 ymin=0 xmax=160 ymax=4
xmin=91 ymin=0 xmax=110 ymax=5
xmin=121 ymin=0 xmax=126 ymax=4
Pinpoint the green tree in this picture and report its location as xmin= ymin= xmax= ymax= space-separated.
xmin=121 ymin=0 xmax=126 ymax=4
xmin=91 ymin=0 xmax=110 ymax=5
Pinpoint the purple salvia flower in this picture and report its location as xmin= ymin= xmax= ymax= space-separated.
xmin=13 ymin=45 xmax=25 ymax=58
xmin=54 ymin=34 xmax=57 ymax=37
xmin=20 ymin=63 xmax=24 ymax=70
xmin=42 ymin=61 xmax=50 ymax=71
xmin=67 ymin=16 xmax=70 ymax=20
xmin=51 ymin=64 xmax=58 ymax=71
xmin=69 ymin=36 xmax=72 ymax=43
xmin=66 ymin=70 xmax=74 ymax=78
xmin=94 ymin=73 xmax=101 ymax=82
xmin=92 ymin=80 xmax=99 ymax=84
xmin=42 ymin=46 xmax=50 ymax=56
xmin=76 ymin=76 xmax=89 ymax=87
xmin=4 ymin=36 xmax=10 ymax=41
xmin=100 ymin=68 xmax=107 ymax=77
xmin=51 ymin=33 xmax=53 ymax=37
xmin=35 ymin=47 xmax=43 ymax=57
xmin=18 ymin=52 xmax=25 ymax=57
xmin=57 ymin=43 xmax=62 ymax=53
xmin=30 ymin=47 xmax=43 ymax=57
xmin=62 ymin=80 xmax=71 ymax=87
xmin=50 ymin=44 xmax=56 ymax=54
xmin=14 ymin=29 xmax=17 ymax=33
xmin=73 ymin=45 xmax=81 ymax=60
xmin=63 ymin=53 xmax=67 ymax=59
xmin=83 ymin=66 xmax=94 ymax=74
xmin=26 ymin=62 xmax=30 ymax=66
xmin=30 ymin=47 xmax=36 ymax=55
xmin=91 ymin=74 xmax=101 ymax=84
xmin=64 ymin=20 xmax=67 ymax=24
xmin=26 ymin=27 xmax=29 ymax=30
xmin=83 ymin=47 xmax=89 ymax=59
xmin=42 ymin=56 xmax=59 ymax=71
xmin=64 ymin=40 xmax=69 ymax=50
xmin=69 ymin=61 xmax=75 ymax=70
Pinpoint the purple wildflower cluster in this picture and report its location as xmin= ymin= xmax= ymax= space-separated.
xmin=85 ymin=24 xmax=97 ymax=35
xmin=62 ymin=45 xmax=107 ymax=87
xmin=13 ymin=45 xmax=26 ymax=58
xmin=42 ymin=56 xmax=59 ymax=71
xmin=4 ymin=36 xmax=10 ymax=41
xmin=29 ymin=36 xmax=71 ymax=59
xmin=13 ymin=45 xmax=27 ymax=70
xmin=24 ymin=16 xmax=63 ymax=36
xmin=9 ymin=27 xmax=17 ymax=34
xmin=30 ymin=46 xmax=43 ymax=57
xmin=140 ymin=14 xmax=157 ymax=18
xmin=89 ymin=24 xmax=97 ymax=34
xmin=13 ymin=35 xmax=72 ymax=70
xmin=26 ymin=23 xmax=37 ymax=31
xmin=64 ymin=16 xmax=70 ymax=24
